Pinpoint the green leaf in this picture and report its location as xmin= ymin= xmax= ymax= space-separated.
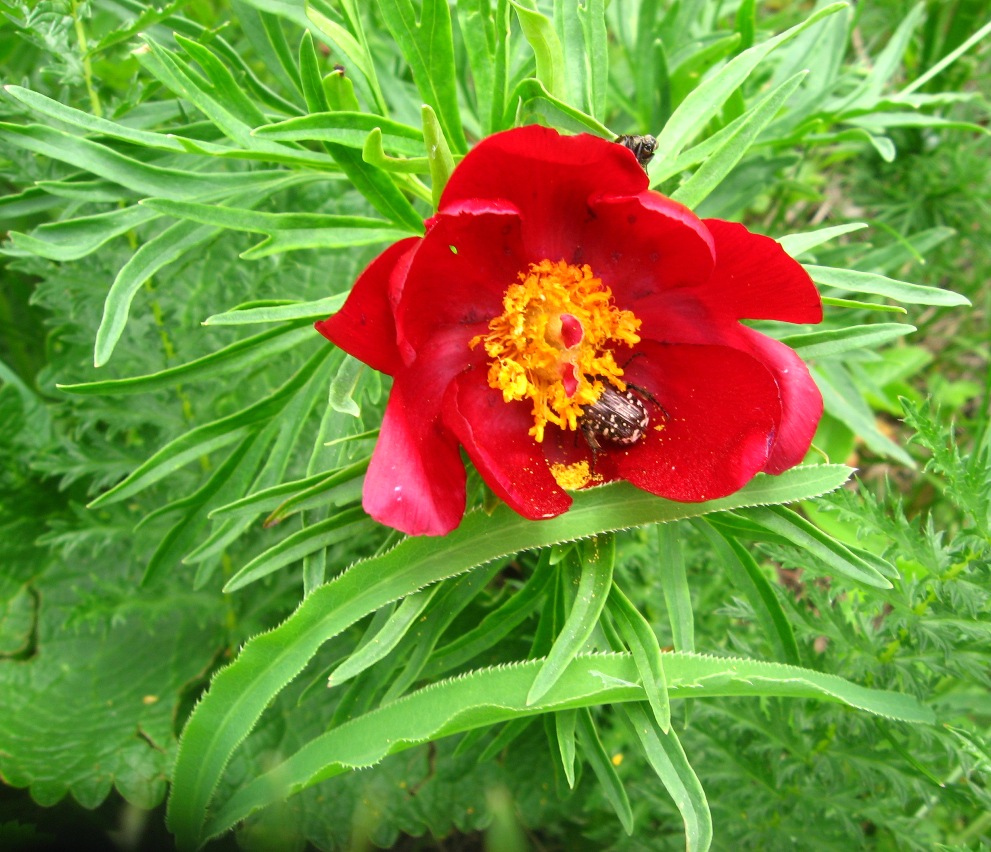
xmin=0 ymin=584 xmax=223 ymax=811
xmin=307 ymin=0 xmax=388 ymax=115
xmin=658 ymin=523 xmax=694 ymax=652
xmin=0 ymin=123 xmax=289 ymax=199
xmin=422 ymin=104 xmax=456 ymax=209
xmin=696 ymin=520 xmax=801 ymax=666
xmin=3 ymin=85 xmax=185 ymax=153
xmin=577 ymin=708 xmax=634 ymax=833
xmin=192 ymin=648 xmax=934 ymax=844
xmin=203 ymin=296 xmax=345 ymax=326
xmin=224 ymin=506 xmax=371 ymax=591
xmin=778 ymin=222 xmax=868 ymax=258
xmin=456 ymin=0 xmax=511 ymax=136
xmin=510 ymin=1 xmax=568 ymax=102
xmin=554 ymin=709 xmax=578 ymax=787
xmin=621 ymin=705 xmax=712 ymax=852
xmin=8 ymin=205 xmax=160 ymax=262
xmin=671 ymin=71 xmax=808 ymax=209
xmin=254 ymin=112 xmax=425 ymax=156
xmin=95 ymin=219 xmax=219 ymax=367
xmin=167 ymin=464 xmax=850 ymax=847
xmin=577 ymin=0 xmax=608 ymax=120
xmin=821 ymin=296 xmax=907 ymax=314
xmin=608 ymin=585 xmax=671 ymax=732
xmin=508 ymin=78 xmax=612 ymax=136
xmin=59 ymin=324 xmax=314 ymax=396
xmin=377 ymin=0 xmax=468 ymax=153
xmin=422 ymin=553 xmax=556 ymax=678
xmin=780 ymin=323 xmax=916 ymax=359
xmin=649 ymin=2 xmax=846 ymax=170
xmin=806 ymin=265 xmax=971 ymax=307
xmin=813 ymin=362 xmax=915 ymax=465
xmin=327 ymin=588 xmax=439 ymax=687
xmin=88 ymin=347 xmax=332 ymax=508
xmin=527 ymin=535 xmax=615 ymax=705
xmin=741 ymin=505 xmax=896 ymax=588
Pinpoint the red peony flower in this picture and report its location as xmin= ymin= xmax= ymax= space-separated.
xmin=317 ymin=126 xmax=823 ymax=536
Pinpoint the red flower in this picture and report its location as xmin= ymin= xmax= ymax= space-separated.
xmin=317 ymin=126 xmax=823 ymax=536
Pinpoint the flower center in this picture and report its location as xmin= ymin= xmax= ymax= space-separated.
xmin=470 ymin=259 xmax=641 ymax=442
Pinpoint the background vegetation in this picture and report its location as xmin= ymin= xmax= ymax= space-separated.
xmin=1 ymin=0 xmax=989 ymax=849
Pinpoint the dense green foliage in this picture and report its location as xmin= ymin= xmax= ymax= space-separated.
xmin=1 ymin=0 xmax=988 ymax=849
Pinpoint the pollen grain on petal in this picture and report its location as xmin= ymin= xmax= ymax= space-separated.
xmin=549 ymin=460 xmax=601 ymax=490
xmin=471 ymin=259 xmax=641 ymax=441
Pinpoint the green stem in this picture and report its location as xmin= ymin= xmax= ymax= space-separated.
xmin=70 ymin=0 xmax=102 ymax=118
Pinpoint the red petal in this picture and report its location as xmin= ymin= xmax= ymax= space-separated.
xmin=396 ymin=205 xmax=527 ymax=356
xmin=439 ymin=126 xmax=648 ymax=261
xmin=737 ymin=328 xmax=823 ymax=473
xmin=702 ymin=220 xmax=823 ymax=324
xmin=578 ymin=191 xmax=715 ymax=300
xmin=363 ymin=376 xmax=466 ymax=536
xmin=315 ymin=237 xmax=419 ymax=376
xmin=443 ymin=373 xmax=572 ymax=521
xmin=596 ymin=341 xmax=781 ymax=502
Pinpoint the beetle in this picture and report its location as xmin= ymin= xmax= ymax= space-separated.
xmin=578 ymin=384 xmax=653 ymax=453
xmin=615 ymin=134 xmax=657 ymax=170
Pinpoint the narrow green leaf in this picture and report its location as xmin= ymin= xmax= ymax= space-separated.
xmin=813 ymin=362 xmax=915 ymax=464
xmin=527 ymin=535 xmax=615 ymax=705
xmin=8 ymin=205 xmax=159 ymax=262
xmin=173 ymin=34 xmax=269 ymax=128
xmin=622 ymin=705 xmax=712 ymax=852
xmin=778 ymin=222 xmax=868 ymax=258
xmin=224 ymin=507 xmax=371 ymax=592
xmin=671 ymin=71 xmax=808 ymax=209
xmin=254 ymin=112 xmax=425 ymax=156
xmin=658 ymin=523 xmax=694 ymax=652
xmin=780 ymin=323 xmax=915 ymax=359
xmin=696 ymin=520 xmax=801 ymax=666
xmin=511 ymin=1 xmax=568 ymax=102
xmin=327 ymin=588 xmax=439 ymax=687
xmin=195 ymin=648 xmax=935 ymax=844
xmin=650 ymin=2 xmax=846 ymax=169
xmin=577 ymin=0 xmax=608 ymax=120
xmin=742 ymin=505 xmax=895 ymax=588
xmin=609 ymin=585 xmax=671 ymax=732
xmin=900 ymin=16 xmax=991 ymax=95
xmin=377 ymin=0 xmax=468 ymax=153
xmin=140 ymin=198 xmax=394 ymax=234
xmin=166 ymin=465 xmax=851 ymax=847
xmin=3 ymin=85 xmax=186 ymax=152
xmin=577 ymin=708 xmax=634 ymax=833
xmin=554 ymin=709 xmax=578 ymax=788
xmin=59 ymin=324 xmax=314 ymax=396
xmin=88 ymin=347 xmax=331 ymax=508
xmin=0 ymin=122 xmax=288 ymax=199
xmin=821 ymin=296 xmax=907 ymax=314
xmin=806 ymin=264 xmax=971 ymax=307
xmin=240 ymin=227 xmax=409 ymax=259
xmin=508 ymin=78 xmax=612 ymax=136
xmin=422 ymin=104 xmax=456 ymax=209
xmin=95 ymin=220 xmax=218 ymax=367
xmin=307 ymin=0 xmax=388 ymax=115
xmin=142 ymin=434 xmax=266 ymax=586
xmin=382 ymin=563 xmax=507 ymax=703
xmin=203 ymin=296 xmax=345 ymax=326
xmin=422 ymin=553 xmax=556 ymax=678
xmin=361 ymin=128 xmax=430 ymax=174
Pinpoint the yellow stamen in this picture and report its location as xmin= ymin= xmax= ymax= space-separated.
xmin=470 ymin=259 xmax=641 ymax=442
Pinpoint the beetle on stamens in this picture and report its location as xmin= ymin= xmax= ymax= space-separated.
xmin=578 ymin=381 xmax=665 ymax=457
